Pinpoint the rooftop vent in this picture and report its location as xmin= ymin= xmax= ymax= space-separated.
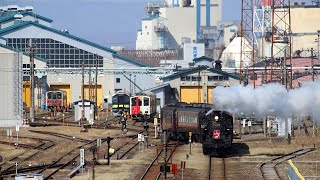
xmin=214 ymin=60 xmax=222 ymax=70
xmin=25 ymin=6 xmax=33 ymax=12
xmin=294 ymin=2 xmax=299 ymax=5
xmin=301 ymin=2 xmax=306 ymax=5
xmin=14 ymin=14 xmax=23 ymax=19
xmin=7 ymin=5 xmax=19 ymax=11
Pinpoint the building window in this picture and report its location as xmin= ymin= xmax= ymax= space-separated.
xmin=145 ymin=25 xmax=147 ymax=29
xmin=116 ymin=78 xmax=120 ymax=83
xmin=7 ymin=38 xmax=104 ymax=68
xmin=191 ymin=76 xmax=201 ymax=81
xmin=156 ymin=98 xmax=161 ymax=106
xmin=147 ymin=32 xmax=149 ymax=35
xmin=208 ymin=75 xmax=228 ymax=81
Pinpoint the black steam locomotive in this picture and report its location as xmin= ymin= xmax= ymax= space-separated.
xmin=161 ymin=103 xmax=233 ymax=156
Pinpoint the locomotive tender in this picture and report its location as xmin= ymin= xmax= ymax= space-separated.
xmin=161 ymin=103 xmax=233 ymax=156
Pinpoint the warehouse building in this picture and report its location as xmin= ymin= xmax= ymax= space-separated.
xmin=162 ymin=56 xmax=245 ymax=104
xmin=0 ymin=6 xmax=156 ymax=110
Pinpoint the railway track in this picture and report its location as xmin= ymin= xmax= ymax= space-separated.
xmin=260 ymin=148 xmax=314 ymax=179
xmin=140 ymin=142 xmax=180 ymax=180
xmin=208 ymin=156 xmax=226 ymax=180
xmin=110 ymin=136 xmax=140 ymax=160
xmin=36 ymin=142 xmax=93 ymax=180
xmin=1 ymin=150 xmax=40 ymax=173
xmin=28 ymin=130 xmax=91 ymax=143
xmin=0 ymin=136 xmax=56 ymax=174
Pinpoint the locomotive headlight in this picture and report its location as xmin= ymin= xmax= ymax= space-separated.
xmin=214 ymin=116 xmax=219 ymax=121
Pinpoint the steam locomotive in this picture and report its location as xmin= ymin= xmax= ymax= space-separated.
xmin=161 ymin=103 xmax=233 ymax=156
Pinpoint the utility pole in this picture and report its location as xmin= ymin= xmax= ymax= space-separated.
xmin=95 ymin=54 xmax=98 ymax=121
xmin=317 ymin=30 xmax=320 ymax=60
xmin=89 ymin=65 xmax=91 ymax=102
xmin=81 ymin=62 xmax=85 ymax=125
xmin=311 ymin=48 xmax=314 ymax=82
xmin=29 ymin=39 xmax=36 ymax=123
xmin=163 ymin=130 xmax=167 ymax=180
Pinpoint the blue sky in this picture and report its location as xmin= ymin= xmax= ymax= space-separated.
xmin=2 ymin=0 xmax=242 ymax=49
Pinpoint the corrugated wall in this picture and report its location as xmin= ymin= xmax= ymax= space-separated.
xmin=0 ymin=52 xmax=23 ymax=127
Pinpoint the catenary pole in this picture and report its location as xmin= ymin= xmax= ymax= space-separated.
xmin=29 ymin=39 xmax=35 ymax=123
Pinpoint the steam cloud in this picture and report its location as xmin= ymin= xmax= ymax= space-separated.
xmin=213 ymin=82 xmax=320 ymax=122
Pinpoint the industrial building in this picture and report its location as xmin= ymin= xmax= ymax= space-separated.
xmin=0 ymin=43 xmax=46 ymax=127
xmin=162 ymin=56 xmax=245 ymax=104
xmin=0 ymin=5 xmax=157 ymax=112
xmin=136 ymin=0 xmax=223 ymax=50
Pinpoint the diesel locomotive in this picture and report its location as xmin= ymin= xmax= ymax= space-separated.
xmin=161 ymin=103 xmax=233 ymax=156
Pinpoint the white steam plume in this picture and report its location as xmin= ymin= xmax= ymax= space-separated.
xmin=213 ymin=82 xmax=320 ymax=122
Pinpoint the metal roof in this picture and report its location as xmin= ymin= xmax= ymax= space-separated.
xmin=0 ymin=11 xmax=53 ymax=23
xmin=193 ymin=56 xmax=214 ymax=62
xmin=0 ymin=21 xmax=149 ymax=67
xmin=0 ymin=21 xmax=116 ymax=53
xmin=141 ymin=83 xmax=170 ymax=92
xmin=162 ymin=65 xmax=246 ymax=82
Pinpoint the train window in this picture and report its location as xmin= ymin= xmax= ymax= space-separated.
xmin=131 ymin=98 xmax=136 ymax=106
xmin=118 ymin=96 xmax=125 ymax=104
xmin=47 ymin=93 xmax=52 ymax=99
xmin=124 ymin=96 xmax=130 ymax=104
xmin=52 ymin=94 xmax=56 ymax=99
xmin=143 ymin=97 xmax=149 ymax=106
xmin=112 ymin=96 xmax=118 ymax=104
xmin=138 ymin=99 xmax=142 ymax=106
xmin=56 ymin=92 xmax=62 ymax=99
xmin=116 ymin=78 xmax=120 ymax=83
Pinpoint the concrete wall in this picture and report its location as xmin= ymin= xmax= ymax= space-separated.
xmin=258 ymin=7 xmax=320 ymax=57
xmin=136 ymin=19 xmax=161 ymax=50
xmin=160 ymin=7 xmax=196 ymax=49
xmin=0 ymin=48 xmax=23 ymax=127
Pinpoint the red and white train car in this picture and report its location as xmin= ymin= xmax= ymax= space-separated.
xmin=130 ymin=92 xmax=157 ymax=121
xmin=46 ymin=90 xmax=67 ymax=111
